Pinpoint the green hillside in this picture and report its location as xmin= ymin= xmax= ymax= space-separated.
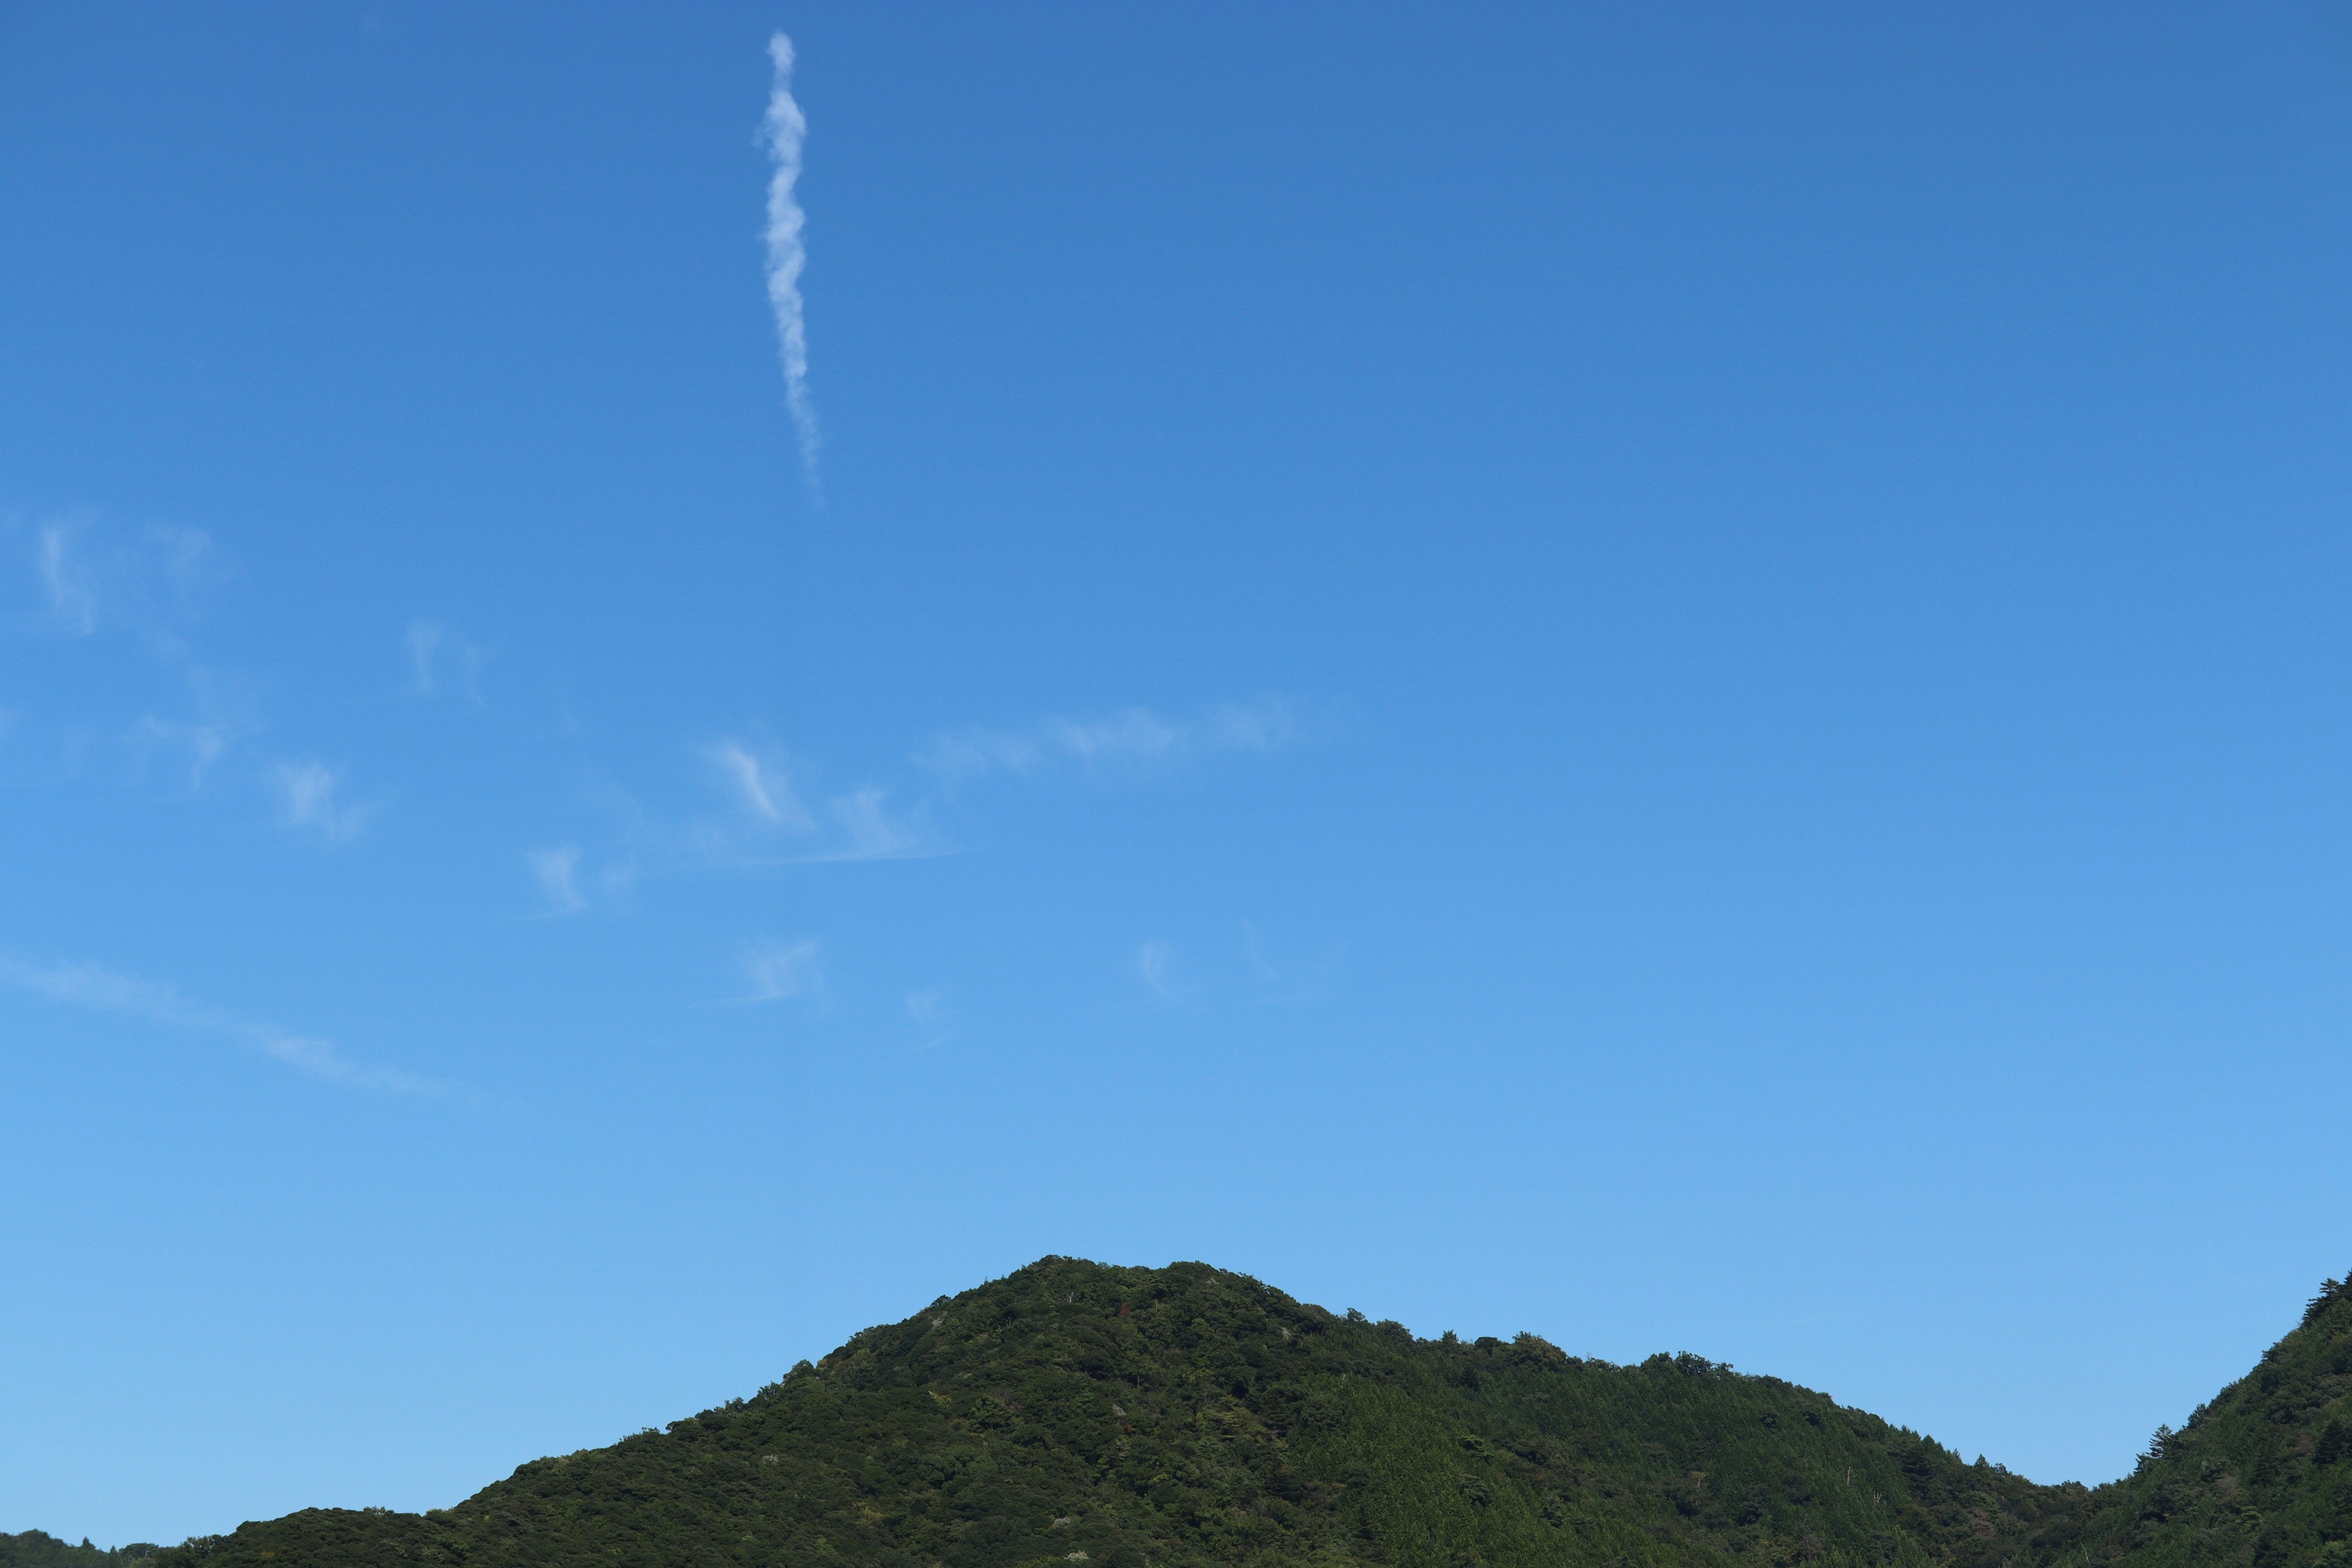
xmin=2062 ymin=1272 xmax=2352 ymax=1568
xmin=134 ymin=1257 xmax=2079 ymax=1567
xmin=20 ymin=1257 xmax=2351 ymax=1567
xmin=0 ymin=1532 xmax=157 ymax=1568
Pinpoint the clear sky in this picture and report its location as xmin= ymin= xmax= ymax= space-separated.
xmin=4 ymin=1 xmax=2350 ymax=1548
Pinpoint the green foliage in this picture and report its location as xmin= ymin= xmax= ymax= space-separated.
xmin=17 ymin=1258 xmax=2350 ymax=1568
xmin=0 ymin=1533 xmax=157 ymax=1568
xmin=2060 ymin=1268 xmax=2352 ymax=1568
xmin=113 ymin=1259 xmax=2076 ymax=1567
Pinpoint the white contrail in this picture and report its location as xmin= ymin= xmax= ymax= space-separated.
xmin=763 ymin=32 xmax=819 ymax=490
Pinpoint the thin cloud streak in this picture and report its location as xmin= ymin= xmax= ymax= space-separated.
xmin=763 ymin=32 xmax=820 ymax=491
xmin=921 ymin=699 xmax=1303 ymax=782
xmin=0 ymin=953 xmax=445 ymax=1095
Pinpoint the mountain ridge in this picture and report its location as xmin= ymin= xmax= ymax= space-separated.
xmin=15 ymin=1257 xmax=2350 ymax=1567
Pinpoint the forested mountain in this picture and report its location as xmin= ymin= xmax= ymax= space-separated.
xmin=2063 ymin=1272 xmax=2352 ymax=1568
xmin=0 ymin=1532 xmax=159 ymax=1568
xmin=18 ymin=1257 xmax=2352 ymax=1567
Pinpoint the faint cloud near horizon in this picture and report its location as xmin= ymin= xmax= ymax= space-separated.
xmin=0 ymin=952 xmax=448 ymax=1096
xmin=919 ymin=699 xmax=1303 ymax=783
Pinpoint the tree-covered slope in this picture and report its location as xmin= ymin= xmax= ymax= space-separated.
xmin=2061 ymin=1272 xmax=2352 ymax=1568
xmin=0 ymin=1533 xmax=158 ymax=1568
xmin=140 ymin=1257 xmax=2083 ymax=1568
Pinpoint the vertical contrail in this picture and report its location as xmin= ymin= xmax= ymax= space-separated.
xmin=763 ymin=32 xmax=819 ymax=491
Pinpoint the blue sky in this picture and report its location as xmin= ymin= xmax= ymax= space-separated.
xmin=4 ymin=1 xmax=2350 ymax=1547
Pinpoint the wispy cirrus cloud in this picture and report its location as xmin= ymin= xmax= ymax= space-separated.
xmin=273 ymin=761 xmax=374 ymax=843
xmin=906 ymin=989 xmax=949 ymax=1045
xmin=10 ymin=513 xmax=263 ymax=792
xmin=806 ymin=785 xmax=933 ymax=862
xmin=1129 ymin=926 xmax=1337 ymax=1010
xmin=0 ymin=953 xmax=445 ymax=1095
xmin=129 ymin=657 xmax=254 ymax=788
xmin=1242 ymin=919 xmax=1344 ymax=1006
xmin=711 ymin=739 xmax=813 ymax=832
xmin=579 ymin=701 xmax=1302 ymax=883
xmin=524 ymin=741 xmax=944 ymax=916
xmin=133 ymin=715 xmax=236 ymax=785
xmin=407 ymin=619 xmax=488 ymax=705
xmin=528 ymin=845 xmax=589 ymax=915
xmin=745 ymin=938 xmax=822 ymax=1003
xmin=695 ymin=744 xmax=936 ymax=863
xmin=25 ymin=515 xmax=223 ymax=643
xmin=38 ymin=523 xmax=97 ymax=634
xmin=1135 ymin=939 xmax=1184 ymax=1004
xmin=920 ymin=698 xmax=1302 ymax=782
xmin=762 ymin=32 xmax=820 ymax=491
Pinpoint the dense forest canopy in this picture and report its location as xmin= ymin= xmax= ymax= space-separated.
xmin=15 ymin=1259 xmax=2351 ymax=1567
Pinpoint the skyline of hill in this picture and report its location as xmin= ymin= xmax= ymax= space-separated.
xmin=13 ymin=1257 xmax=2347 ymax=1567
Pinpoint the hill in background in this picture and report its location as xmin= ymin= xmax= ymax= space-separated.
xmin=0 ymin=1532 xmax=159 ymax=1568
xmin=2062 ymin=1271 xmax=2352 ymax=1567
xmin=16 ymin=1257 xmax=2352 ymax=1567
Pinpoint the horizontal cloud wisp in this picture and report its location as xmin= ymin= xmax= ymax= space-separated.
xmin=920 ymin=699 xmax=1302 ymax=782
xmin=0 ymin=954 xmax=445 ymax=1095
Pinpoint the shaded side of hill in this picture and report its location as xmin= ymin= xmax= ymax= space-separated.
xmin=2067 ymin=1272 xmax=2352 ymax=1568
xmin=150 ymin=1256 xmax=2080 ymax=1568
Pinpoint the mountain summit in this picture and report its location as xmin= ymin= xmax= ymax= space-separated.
xmin=30 ymin=1256 xmax=2352 ymax=1567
